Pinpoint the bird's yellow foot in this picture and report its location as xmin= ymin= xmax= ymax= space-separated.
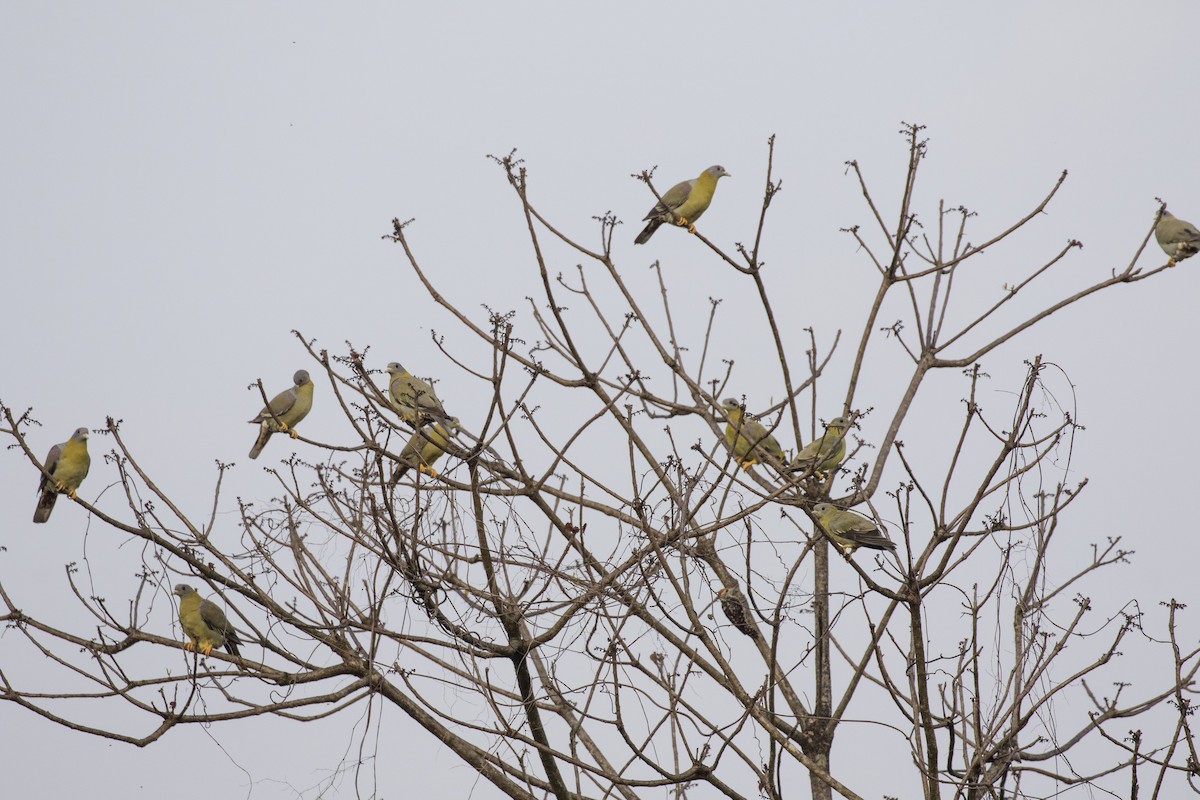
xmin=288 ymin=428 xmax=300 ymax=439
xmin=1169 ymin=258 xmax=1178 ymax=266
xmin=68 ymin=489 xmax=78 ymax=500
xmin=419 ymin=465 xmax=439 ymax=478
xmin=687 ymin=223 xmax=697 ymax=233
xmin=183 ymin=641 xmax=196 ymax=652
xmin=201 ymin=643 xmax=214 ymax=656
xmin=54 ymin=480 xmax=68 ymax=493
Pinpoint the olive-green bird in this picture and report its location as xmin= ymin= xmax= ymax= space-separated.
xmin=1156 ymin=210 xmax=1200 ymax=265
xmin=249 ymin=369 xmax=314 ymax=459
xmin=812 ymin=502 xmax=896 ymax=556
xmin=386 ymin=362 xmax=450 ymax=425
xmin=33 ymin=427 xmax=91 ymax=523
xmin=721 ymin=399 xmax=785 ymax=469
xmin=635 ymin=165 xmax=731 ymax=244
xmin=173 ymin=584 xmax=242 ymax=657
xmin=788 ymin=416 xmax=852 ymax=476
xmin=392 ymin=418 xmax=459 ymax=482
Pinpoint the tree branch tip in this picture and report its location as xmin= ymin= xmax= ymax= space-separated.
xmin=386 ymin=217 xmax=415 ymax=240
xmin=485 ymin=148 xmax=521 ymax=170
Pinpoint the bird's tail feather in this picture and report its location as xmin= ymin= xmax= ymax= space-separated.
xmin=850 ymin=533 xmax=897 ymax=551
xmin=634 ymin=219 xmax=662 ymax=245
xmin=248 ymin=424 xmax=271 ymax=459
xmin=33 ymin=491 xmax=57 ymax=523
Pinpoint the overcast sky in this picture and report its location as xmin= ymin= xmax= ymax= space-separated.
xmin=3 ymin=3 xmax=1198 ymax=798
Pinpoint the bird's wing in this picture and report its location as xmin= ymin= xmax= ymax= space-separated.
xmin=261 ymin=386 xmax=299 ymax=420
xmin=37 ymin=443 xmax=64 ymax=492
xmin=745 ymin=419 xmax=782 ymax=459
xmin=397 ymin=374 xmax=449 ymax=418
xmin=830 ymin=511 xmax=895 ymax=551
xmin=199 ymin=597 xmax=230 ymax=634
xmin=645 ymin=179 xmax=694 ymax=219
xmin=202 ymin=597 xmax=241 ymax=654
xmin=659 ymin=179 xmax=694 ymax=212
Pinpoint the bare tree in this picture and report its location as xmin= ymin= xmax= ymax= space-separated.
xmin=2 ymin=125 xmax=1195 ymax=800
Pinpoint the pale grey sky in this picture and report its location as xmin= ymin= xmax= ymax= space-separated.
xmin=2 ymin=2 xmax=1198 ymax=798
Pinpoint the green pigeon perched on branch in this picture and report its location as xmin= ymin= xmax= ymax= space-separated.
xmin=721 ymin=399 xmax=785 ymax=469
xmin=812 ymin=503 xmax=896 ymax=556
xmin=635 ymin=165 xmax=731 ymax=244
xmin=392 ymin=418 xmax=459 ymax=482
xmin=173 ymin=584 xmax=241 ymax=657
xmin=1155 ymin=210 xmax=1200 ymax=265
xmin=33 ymin=427 xmax=91 ymax=523
xmin=386 ymin=362 xmax=450 ymax=425
xmin=248 ymin=369 xmax=314 ymax=459
xmin=788 ymin=416 xmax=852 ymax=476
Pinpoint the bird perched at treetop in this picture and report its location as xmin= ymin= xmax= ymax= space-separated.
xmin=721 ymin=399 xmax=785 ymax=469
xmin=386 ymin=362 xmax=450 ymax=426
xmin=33 ymin=427 xmax=91 ymax=523
xmin=812 ymin=502 xmax=896 ymax=556
xmin=1156 ymin=210 xmax=1200 ymax=265
xmin=716 ymin=585 xmax=758 ymax=640
xmin=248 ymin=369 xmax=314 ymax=459
xmin=173 ymin=584 xmax=242 ymax=657
xmin=788 ymin=416 xmax=853 ymax=476
xmin=392 ymin=418 xmax=459 ymax=482
xmin=635 ymin=165 xmax=731 ymax=244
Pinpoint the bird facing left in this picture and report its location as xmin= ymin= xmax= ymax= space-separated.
xmin=173 ymin=584 xmax=242 ymax=657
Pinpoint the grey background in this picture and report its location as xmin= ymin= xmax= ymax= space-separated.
xmin=2 ymin=2 xmax=1197 ymax=797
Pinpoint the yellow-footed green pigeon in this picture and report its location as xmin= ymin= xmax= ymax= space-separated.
xmin=33 ymin=427 xmax=91 ymax=523
xmin=721 ymin=399 xmax=785 ymax=469
xmin=249 ymin=369 xmax=314 ymax=459
xmin=392 ymin=418 xmax=459 ymax=482
xmin=1156 ymin=210 xmax=1200 ymax=265
xmin=812 ymin=502 xmax=896 ymax=556
xmin=173 ymin=584 xmax=241 ymax=657
xmin=788 ymin=416 xmax=852 ymax=476
xmin=386 ymin=362 xmax=450 ymax=425
xmin=635 ymin=165 xmax=731 ymax=244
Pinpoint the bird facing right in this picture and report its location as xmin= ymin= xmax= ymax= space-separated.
xmin=788 ymin=416 xmax=853 ymax=476
xmin=392 ymin=418 xmax=460 ymax=482
xmin=1155 ymin=210 xmax=1200 ymax=265
xmin=635 ymin=165 xmax=731 ymax=244
xmin=248 ymin=369 xmax=314 ymax=459
xmin=33 ymin=427 xmax=91 ymax=523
